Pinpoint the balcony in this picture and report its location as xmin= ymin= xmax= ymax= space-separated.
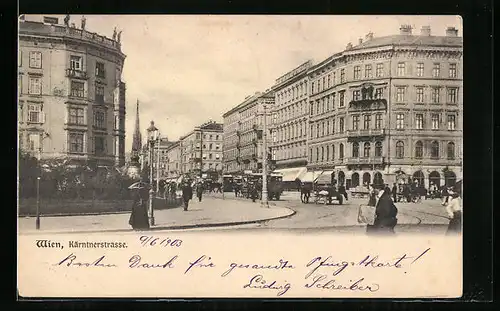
xmin=346 ymin=156 xmax=385 ymax=165
xmin=348 ymin=98 xmax=387 ymax=112
xmin=347 ymin=128 xmax=386 ymax=141
xmin=66 ymin=68 xmax=89 ymax=80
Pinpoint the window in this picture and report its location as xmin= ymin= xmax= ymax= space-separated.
xmin=29 ymin=51 xmax=42 ymax=68
xmin=431 ymin=141 xmax=439 ymax=159
xmin=447 ymin=142 xmax=455 ymax=160
xmin=315 ymin=147 xmax=319 ymax=162
xmin=363 ymin=115 xmax=371 ymax=130
xmin=70 ymin=81 xmax=85 ymax=97
xmin=311 ymin=82 xmax=315 ymax=94
xmin=396 ymin=87 xmax=405 ymax=102
xmin=432 ymin=63 xmax=440 ymax=77
xmin=352 ymin=142 xmax=359 ymax=157
xmin=447 ymin=115 xmax=456 ymax=130
xmin=331 ymin=93 xmax=336 ymax=108
xmin=375 ymin=114 xmax=382 ymax=129
xmin=68 ymin=107 xmax=84 ymax=125
xmin=397 ymin=62 xmax=405 ymax=76
xmin=416 ymin=87 xmax=424 ymax=102
xmin=431 ymin=87 xmax=440 ymax=103
xmin=28 ymin=133 xmax=40 ymax=151
xmin=353 ymin=90 xmax=361 ymax=101
xmin=326 ymin=120 xmax=330 ymax=135
xmin=375 ymin=141 xmax=382 ymax=157
xmin=94 ymin=136 xmax=106 ymax=155
xmin=339 ymin=143 xmax=344 ymax=159
xmin=209 ymin=153 xmax=213 ymax=160
xmin=215 ymin=153 xmax=220 ymax=159
xmin=340 ymin=69 xmax=345 ymax=83
xmin=339 ymin=91 xmax=345 ymax=107
xmin=449 ymin=63 xmax=457 ymax=78
xmin=376 ymin=63 xmax=383 ymax=77
xmin=363 ymin=142 xmax=370 ymax=158
xmin=416 ymin=63 xmax=424 ymax=77
xmin=354 ymin=66 xmax=361 ymax=80
xmin=332 ymin=145 xmax=336 ymax=160
xmin=375 ymin=88 xmax=383 ymax=99
xmin=95 ymin=62 xmax=105 ymax=78
xmin=28 ymin=77 xmax=41 ymax=95
xmin=327 ymin=74 xmax=331 ymax=88
xmin=332 ymin=72 xmax=336 ymax=85
xmin=332 ymin=119 xmax=335 ymax=134
xmin=364 ymin=64 xmax=372 ymax=78
xmin=93 ymin=110 xmax=105 ymax=128
xmin=447 ymin=88 xmax=458 ymax=103
xmin=352 ymin=115 xmax=359 ymax=130
xmin=396 ymin=113 xmax=405 ymax=129
xmin=69 ymin=133 xmax=84 ymax=153
xmin=27 ymin=104 xmax=42 ymax=123
xmin=321 ymin=146 xmax=324 ymax=161
xmin=216 ymin=135 xmax=219 ymax=140
xmin=431 ymin=113 xmax=440 ymax=129
xmin=316 ymin=124 xmax=320 ymax=138
xmin=339 ymin=117 xmax=344 ymax=132
xmin=396 ymin=141 xmax=404 ymax=158
xmin=70 ymin=56 xmax=82 ymax=71
xmin=415 ymin=114 xmax=424 ymax=130
xmin=322 ymin=77 xmax=326 ymax=91
xmin=95 ymin=85 xmax=104 ymax=103
xmin=415 ymin=141 xmax=423 ymax=159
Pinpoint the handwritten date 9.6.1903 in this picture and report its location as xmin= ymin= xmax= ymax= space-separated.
xmin=139 ymin=235 xmax=182 ymax=248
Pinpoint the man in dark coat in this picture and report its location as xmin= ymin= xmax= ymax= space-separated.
xmin=392 ymin=183 xmax=398 ymax=202
xmin=181 ymin=181 xmax=193 ymax=211
xmin=196 ymin=182 xmax=203 ymax=202
xmin=338 ymin=184 xmax=348 ymax=201
xmin=367 ymin=187 xmax=398 ymax=234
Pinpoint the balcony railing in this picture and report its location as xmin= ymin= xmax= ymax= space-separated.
xmin=66 ymin=68 xmax=89 ymax=80
xmin=347 ymin=128 xmax=385 ymax=137
xmin=346 ymin=156 xmax=385 ymax=165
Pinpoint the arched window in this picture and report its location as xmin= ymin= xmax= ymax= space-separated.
xmin=326 ymin=145 xmax=330 ymax=161
xmin=316 ymin=147 xmax=319 ymax=162
xmin=309 ymin=148 xmax=313 ymax=162
xmin=415 ymin=141 xmax=423 ymax=159
xmin=396 ymin=141 xmax=404 ymax=158
xmin=363 ymin=142 xmax=371 ymax=157
xmin=339 ymin=143 xmax=344 ymax=159
xmin=332 ymin=144 xmax=336 ymax=160
xmin=352 ymin=142 xmax=359 ymax=158
xmin=431 ymin=141 xmax=439 ymax=159
xmin=321 ymin=146 xmax=324 ymax=162
xmin=447 ymin=142 xmax=455 ymax=159
xmin=375 ymin=141 xmax=382 ymax=157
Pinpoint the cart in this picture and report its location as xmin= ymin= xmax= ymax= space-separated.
xmin=313 ymin=185 xmax=343 ymax=205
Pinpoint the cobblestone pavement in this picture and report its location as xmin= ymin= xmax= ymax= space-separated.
xmin=18 ymin=196 xmax=293 ymax=234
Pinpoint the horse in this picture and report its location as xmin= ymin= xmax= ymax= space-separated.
xmin=300 ymin=183 xmax=312 ymax=203
xmin=209 ymin=182 xmax=222 ymax=193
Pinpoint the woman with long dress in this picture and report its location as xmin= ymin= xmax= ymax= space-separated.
xmin=129 ymin=187 xmax=150 ymax=230
xmin=368 ymin=187 xmax=398 ymax=235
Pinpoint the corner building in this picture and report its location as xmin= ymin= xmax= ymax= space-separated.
xmin=18 ymin=15 xmax=127 ymax=167
xmin=223 ymin=91 xmax=274 ymax=174
xmin=306 ymin=25 xmax=462 ymax=189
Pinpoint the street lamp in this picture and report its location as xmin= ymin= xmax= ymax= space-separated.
xmin=147 ymin=120 xmax=159 ymax=226
xmin=36 ymin=132 xmax=49 ymax=230
xmin=261 ymin=104 xmax=269 ymax=208
xmin=156 ymin=132 xmax=161 ymax=195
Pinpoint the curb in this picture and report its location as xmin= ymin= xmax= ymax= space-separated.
xmin=19 ymin=206 xmax=297 ymax=235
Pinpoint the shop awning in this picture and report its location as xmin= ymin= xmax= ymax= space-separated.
xmin=315 ymin=170 xmax=335 ymax=185
xmin=274 ymin=167 xmax=307 ymax=182
xmin=300 ymin=171 xmax=323 ymax=183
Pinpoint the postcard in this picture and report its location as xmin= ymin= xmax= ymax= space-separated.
xmin=17 ymin=14 xmax=463 ymax=298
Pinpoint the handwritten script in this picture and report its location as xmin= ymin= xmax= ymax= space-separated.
xmin=47 ymin=236 xmax=432 ymax=297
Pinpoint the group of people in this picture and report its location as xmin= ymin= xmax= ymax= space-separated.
xmin=365 ymin=183 xmax=462 ymax=235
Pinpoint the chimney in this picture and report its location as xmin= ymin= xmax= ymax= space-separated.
xmin=445 ymin=26 xmax=458 ymax=37
xmin=358 ymin=38 xmax=363 ymax=45
xmin=399 ymin=24 xmax=413 ymax=35
xmin=420 ymin=26 xmax=431 ymax=36
xmin=346 ymin=42 xmax=353 ymax=50
xmin=365 ymin=32 xmax=374 ymax=41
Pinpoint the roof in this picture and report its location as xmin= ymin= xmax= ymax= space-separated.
xmin=351 ymin=35 xmax=463 ymax=51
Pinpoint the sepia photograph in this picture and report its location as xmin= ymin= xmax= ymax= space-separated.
xmin=17 ymin=14 xmax=463 ymax=298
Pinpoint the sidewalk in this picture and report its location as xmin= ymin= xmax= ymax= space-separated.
xmin=18 ymin=196 xmax=295 ymax=234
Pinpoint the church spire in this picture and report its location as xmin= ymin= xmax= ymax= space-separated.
xmin=131 ymin=99 xmax=142 ymax=163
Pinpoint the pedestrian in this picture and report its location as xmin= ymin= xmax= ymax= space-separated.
xmin=367 ymin=186 xmax=398 ymax=235
xmin=129 ymin=186 xmax=150 ymax=231
xmin=338 ymin=184 xmax=348 ymax=201
xmin=367 ymin=184 xmax=377 ymax=207
xmin=403 ymin=184 xmax=411 ymax=203
xmin=445 ymin=191 xmax=462 ymax=235
xmin=196 ymin=182 xmax=203 ymax=202
xmin=181 ymin=181 xmax=193 ymax=211
xmin=441 ymin=186 xmax=450 ymax=206
xmin=391 ymin=183 xmax=397 ymax=202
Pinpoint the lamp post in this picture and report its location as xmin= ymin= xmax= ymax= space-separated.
xmin=261 ymin=104 xmax=269 ymax=207
xmin=156 ymin=132 xmax=161 ymax=195
xmin=35 ymin=132 xmax=49 ymax=230
xmin=147 ymin=121 xmax=158 ymax=226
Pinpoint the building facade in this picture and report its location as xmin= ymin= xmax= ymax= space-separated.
xmin=179 ymin=121 xmax=224 ymax=177
xmin=222 ymin=91 xmax=274 ymax=174
xmin=306 ymin=25 xmax=462 ymax=188
xmin=269 ymin=61 xmax=312 ymax=181
xmin=18 ymin=15 xmax=127 ymax=167
xmin=164 ymin=141 xmax=182 ymax=179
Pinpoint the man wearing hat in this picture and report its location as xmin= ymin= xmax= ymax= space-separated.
xmin=181 ymin=179 xmax=193 ymax=211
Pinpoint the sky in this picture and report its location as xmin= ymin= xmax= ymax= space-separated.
xmin=37 ymin=15 xmax=462 ymax=152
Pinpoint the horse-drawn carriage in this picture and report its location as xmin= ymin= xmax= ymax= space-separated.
xmin=241 ymin=173 xmax=284 ymax=200
xmin=312 ymin=184 xmax=344 ymax=205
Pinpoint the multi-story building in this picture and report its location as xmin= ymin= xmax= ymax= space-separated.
xmin=269 ymin=61 xmax=312 ymax=182
xmin=18 ymin=15 xmax=127 ymax=167
xmin=222 ymin=91 xmax=274 ymax=174
xmin=164 ymin=141 xmax=182 ymax=179
xmin=306 ymin=25 xmax=462 ymax=189
xmin=179 ymin=121 xmax=224 ymax=178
